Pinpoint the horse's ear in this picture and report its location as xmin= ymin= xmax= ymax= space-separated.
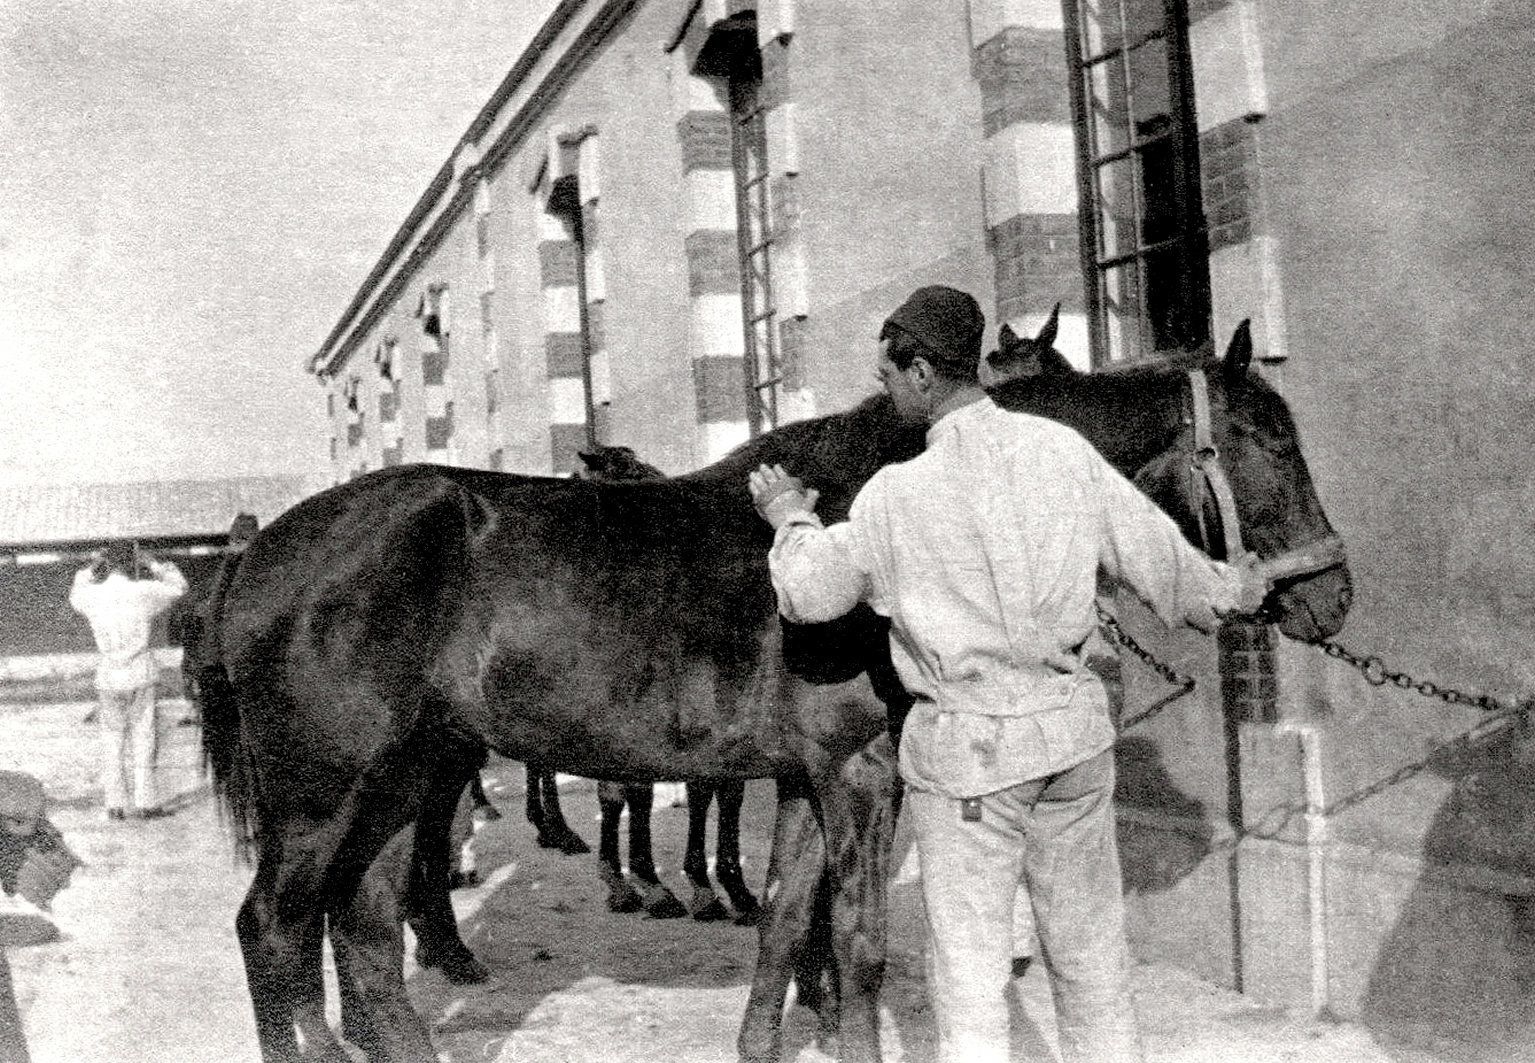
xmin=999 ymin=323 xmax=1020 ymax=349
xmin=1223 ymin=319 xmax=1253 ymax=389
xmin=577 ymin=450 xmax=604 ymax=471
xmin=1035 ymin=303 xmax=1061 ymax=349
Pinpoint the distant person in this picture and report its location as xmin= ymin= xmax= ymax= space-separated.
xmin=1 ymin=769 xmax=81 ymax=1063
xmin=69 ymin=543 xmax=187 ymax=821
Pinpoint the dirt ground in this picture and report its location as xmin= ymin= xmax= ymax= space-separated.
xmin=2 ymin=696 xmax=1419 ymax=1063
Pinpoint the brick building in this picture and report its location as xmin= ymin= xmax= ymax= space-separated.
xmin=308 ymin=0 xmax=1535 ymax=1050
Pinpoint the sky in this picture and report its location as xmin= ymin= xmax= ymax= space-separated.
xmin=0 ymin=0 xmax=556 ymax=487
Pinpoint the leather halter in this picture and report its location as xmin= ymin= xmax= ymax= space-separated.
xmin=1178 ymin=369 xmax=1346 ymax=582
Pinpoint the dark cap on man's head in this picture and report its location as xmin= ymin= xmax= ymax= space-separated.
xmin=880 ymin=286 xmax=985 ymax=377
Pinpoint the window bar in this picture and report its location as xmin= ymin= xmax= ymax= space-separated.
xmin=1163 ymin=0 xmax=1211 ymax=348
xmin=1065 ymin=0 xmax=1108 ymax=365
xmin=732 ymin=101 xmax=779 ymax=435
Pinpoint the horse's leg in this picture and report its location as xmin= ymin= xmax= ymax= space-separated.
xmin=407 ymin=749 xmax=490 ymax=985
xmin=524 ymin=763 xmax=546 ymax=830
xmin=535 ymin=768 xmax=590 ymax=854
xmin=467 ymin=770 xmax=500 ymax=820
xmin=714 ymin=779 xmax=761 ymax=924
xmin=812 ymin=736 xmax=898 ymax=1063
xmin=625 ymin=784 xmax=686 ymax=918
xmin=333 ymin=825 xmax=416 ymax=1062
xmin=597 ymin=781 xmax=644 ymax=913
xmin=738 ymin=778 xmax=831 ymax=1063
xmin=235 ymin=822 xmax=351 ymax=1063
xmin=684 ymin=782 xmax=731 ymax=921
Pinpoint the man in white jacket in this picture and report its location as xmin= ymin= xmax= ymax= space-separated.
xmin=69 ymin=543 xmax=187 ymax=821
xmin=747 ymin=286 xmax=1271 ymax=1063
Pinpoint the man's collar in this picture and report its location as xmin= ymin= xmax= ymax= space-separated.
xmin=925 ymin=387 xmax=987 ymax=443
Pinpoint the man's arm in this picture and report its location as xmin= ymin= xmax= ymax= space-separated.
xmin=1088 ymin=446 xmax=1267 ymax=631
xmin=140 ymin=558 xmax=189 ymax=612
xmin=748 ymin=464 xmax=873 ymax=624
xmin=68 ymin=567 xmax=97 ymax=614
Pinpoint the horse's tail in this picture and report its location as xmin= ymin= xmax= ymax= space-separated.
xmin=193 ymin=545 xmax=260 ymax=861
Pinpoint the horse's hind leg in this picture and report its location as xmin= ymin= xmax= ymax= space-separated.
xmin=236 ymin=825 xmax=351 ymax=1063
xmin=738 ymin=780 xmax=830 ymax=1063
xmin=407 ymin=749 xmax=490 ymax=985
xmin=534 ymin=767 xmax=590 ymax=854
xmin=333 ymin=826 xmax=424 ymax=1062
xmin=714 ymin=779 xmax=761 ymax=924
xmin=684 ymin=783 xmax=731 ymax=921
xmin=624 ymin=784 xmax=686 ymax=918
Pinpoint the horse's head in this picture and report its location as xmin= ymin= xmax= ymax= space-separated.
xmin=1131 ymin=323 xmax=1353 ymax=642
xmin=577 ymin=445 xmax=665 ymax=484
xmin=983 ymin=303 xmax=1075 ymax=386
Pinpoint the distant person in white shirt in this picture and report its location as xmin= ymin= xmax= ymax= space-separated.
xmin=747 ymin=286 xmax=1271 ymax=1063
xmin=69 ymin=543 xmax=187 ymax=822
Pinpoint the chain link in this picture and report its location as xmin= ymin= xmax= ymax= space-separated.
xmin=1318 ymin=639 xmax=1512 ymax=713
xmin=1100 ymin=623 xmax=1535 ymax=843
xmin=1095 ymin=603 xmax=1197 ymax=729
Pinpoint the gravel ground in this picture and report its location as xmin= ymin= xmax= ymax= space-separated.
xmin=2 ymin=696 xmax=1416 ymax=1063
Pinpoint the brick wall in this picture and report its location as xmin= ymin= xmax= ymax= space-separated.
xmin=1201 ymin=117 xmax=1261 ymax=253
xmin=987 ymin=212 xmax=1083 ymax=325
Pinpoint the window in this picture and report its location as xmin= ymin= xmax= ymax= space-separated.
xmin=546 ymin=170 xmax=600 ymax=449
xmin=699 ymin=12 xmax=779 ymax=436
xmin=1064 ymin=0 xmax=1210 ymax=363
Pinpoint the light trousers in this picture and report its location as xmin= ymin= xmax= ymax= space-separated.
xmin=97 ymin=684 xmax=160 ymax=812
xmin=906 ymin=748 xmax=1143 ymax=1063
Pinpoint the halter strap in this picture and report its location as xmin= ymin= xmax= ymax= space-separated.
xmin=1183 ymin=368 xmax=1347 ymax=584
xmin=1186 ymin=369 xmax=1247 ymax=562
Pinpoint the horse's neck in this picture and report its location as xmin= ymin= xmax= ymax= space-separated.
xmin=1008 ymin=374 xmax=1185 ymax=478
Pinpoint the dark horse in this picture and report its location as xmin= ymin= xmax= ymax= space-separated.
xmin=201 ymin=395 xmax=926 ymax=1063
xmin=578 ymin=444 xmax=761 ymax=923
xmin=731 ymin=311 xmax=1354 ymax=1062
xmin=203 ymin=311 xmax=1350 ymax=1063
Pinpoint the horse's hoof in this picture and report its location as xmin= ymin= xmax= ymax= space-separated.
xmin=606 ymin=882 xmax=645 ymax=913
xmin=538 ymin=827 xmax=591 ymax=855
xmin=692 ymin=898 xmax=731 ymax=922
xmin=733 ymin=903 xmax=762 ymax=927
xmin=644 ymin=893 xmax=689 ymax=919
xmin=440 ymin=953 xmax=491 ymax=985
xmin=415 ymin=945 xmax=490 ymax=985
xmin=447 ymin=868 xmax=480 ymax=890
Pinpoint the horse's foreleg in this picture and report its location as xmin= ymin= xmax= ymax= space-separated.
xmin=814 ymin=736 xmax=898 ymax=1063
xmin=714 ymin=780 xmax=760 ymax=924
xmin=738 ymin=779 xmax=828 ymax=1063
xmin=684 ymin=783 xmax=731 ymax=921
xmin=626 ymin=784 xmax=686 ymax=918
xmin=535 ymin=769 xmax=590 ymax=854
xmin=597 ymin=781 xmax=643 ymax=913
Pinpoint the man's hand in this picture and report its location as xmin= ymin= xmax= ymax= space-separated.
xmin=747 ymin=464 xmax=820 ymax=529
xmin=1229 ymin=554 xmax=1273 ymax=615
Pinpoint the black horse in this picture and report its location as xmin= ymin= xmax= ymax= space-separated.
xmin=200 ymin=394 xmax=925 ymax=1063
xmin=201 ymin=313 xmax=1350 ymax=1063
xmin=578 ymin=444 xmax=761 ymax=923
xmin=731 ymin=311 xmax=1353 ymax=1061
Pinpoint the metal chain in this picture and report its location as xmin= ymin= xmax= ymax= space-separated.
xmin=1099 ymin=622 xmax=1535 ymax=846
xmin=1095 ymin=603 xmax=1197 ymax=730
xmin=1318 ymin=638 xmax=1515 ymax=713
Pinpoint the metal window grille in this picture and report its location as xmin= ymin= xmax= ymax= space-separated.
xmin=1064 ymin=0 xmax=1211 ymax=365
xmin=546 ymin=173 xmax=600 ymax=448
xmin=730 ymin=71 xmax=780 ymax=436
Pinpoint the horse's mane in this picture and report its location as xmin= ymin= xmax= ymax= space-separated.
xmin=678 ymin=393 xmax=912 ymax=485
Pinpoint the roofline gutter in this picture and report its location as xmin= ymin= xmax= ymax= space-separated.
xmin=309 ymin=0 xmax=637 ymax=381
